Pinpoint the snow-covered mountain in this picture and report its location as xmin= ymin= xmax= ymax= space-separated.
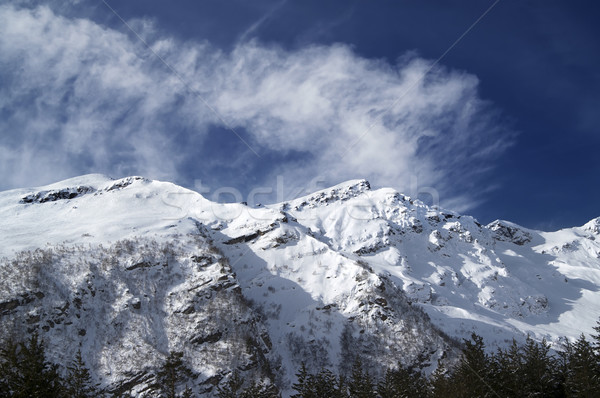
xmin=1 ymin=175 xmax=599 ymax=396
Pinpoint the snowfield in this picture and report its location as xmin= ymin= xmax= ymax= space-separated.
xmin=0 ymin=174 xmax=599 ymax=395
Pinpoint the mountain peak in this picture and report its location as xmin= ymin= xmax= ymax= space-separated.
xmin=487 ymin=219 xmax=533 ymax=245
xmin=23 ymin=174 xmax=115 ymax=191
xmin=583 ymin=217 xmax=600 ymax=234
xmin=330 ymin=178 xmax=371 ymax=191
xmin=282 ymin=179 xmax=370 ymax=211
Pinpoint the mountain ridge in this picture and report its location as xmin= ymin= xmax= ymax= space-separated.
xmin=1 ymin=175 xmax=599 ymax=396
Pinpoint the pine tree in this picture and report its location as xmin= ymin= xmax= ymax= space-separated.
xmin=432 ymin=360 xmax=452 ymax=398
xmin=430 ymin=359 xmax=459 ymax=398
xmin=590 ymin=317 xmax=600 ymax=388
xmin=181 ymin=386 xmax=194 ymax=398
xmin=450 ymin=333 xmax=495 ymax=397
xmin=217 ymin=370 xmax=244 ymax=398
xmin=312 ymin=368 xmax=346 ymax=398
xmin=3 ymin=332 xmax=64 ymax=398
xmin=155 ymin=351 xmax=194 ymax=398
xmin=65 ymin=348 xmax=98 ymax=398
xmin=240 ymin=380 xmax=280 ymax=398
xmin=0 ymin=338 xmax=21 ymax=398
xmin=565 ymin=334 xmax=600 ymax=397
xmin=376 ymin=361 xmax=429 ymax=398
xmin=291 ymin=363 xmax=312 ymax=398
xmin=375 ymin=370 xmax=396 ymax=398
xmin=347 ymin=358 xmax=375 ymax=398
xmin=592 ymin=318 xmax=600 ymax=355
xmin=291 ymin=364 xmax=346 ymax=398
xmin=520 ymin=336 xmax=559 ymax=396
xmin=490 ymin=339 xmax=523 ymax=396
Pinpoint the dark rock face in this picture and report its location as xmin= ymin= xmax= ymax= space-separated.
xmin=0 ymin=299 xmax=20 ymax=314
xmin=191 ymin=331 xmax=223 ymax=345
xmin=488 ymin=220 xmax=532 ymax=245
xmin=21 ymin=186 xmax=96 ymax=204
xmin=105 ymin=176 xmax=149 ymax=192
xmin=289 ymin=179 xmax=371 ymax=211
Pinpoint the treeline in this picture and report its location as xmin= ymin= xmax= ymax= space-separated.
xmin=0 ymin=333 xmax=198 ymax=398
xmin=2 ymin=323 xmax=600 ymax=397
xmin=0 ymin=333 xmax=95 ymax=398
xmin=291 ymin=324 xmax=600 ymax=398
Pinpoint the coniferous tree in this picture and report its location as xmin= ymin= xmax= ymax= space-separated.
xmin=21 ymin=332 xmax=63 ymax=397
xmin=564 ymin=334 xmax=600 ymax=397
xmin=430 ymin=359 xmax=455 ymax=398
xmin=0 ymin=338 xmax=21 ymax=398
xmin=376 ymin=369 xmax=397 ymax=398
xmin=0 ymin=372 xmax=8 ymax=398
xmin=291 ymin=365 xmax=346 ymax=398
xmin=65 ymin=348 xmax=98 ymax=398
xmin=1 ymin=332 xmax=64 ymax=398
xmin=592 ymin=318 xmax=600 ymax=355
xmin=448 ymin=333 xmax=495 ymax=397
xmin=181 ymin=386 xmax=194 ymax=398
xmin=217 ymin=370 xmax=244 ymax=398
xmin=590 ymin=319 xmax=600 ymax=391
xmin=155 ymin=351 xmax=194 ymax=398
xmin=378 ymin=363 xmax=429 ymax=398
xmin=312 ymin=368 xmax=346 ymax=398
xmin=240 ymin=380 xmax=280 ymax=398
xmin=558 ymin=338 xmax=576 ymax=397
xmin=490 ymin=338 xmax=523 ymax=396
xmin=520 ymin=336 xmax=560 ymax=396
xmin=291 ymin=363 xmax=312 ymax=398
xmin=347 ymin=358 xmax=375 ymax=398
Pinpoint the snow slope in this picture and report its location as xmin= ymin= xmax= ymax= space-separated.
xmin=1 ymin=175 xmax=599 ymax=395
xmin=275 ymin=181 xmax=600 ymax=349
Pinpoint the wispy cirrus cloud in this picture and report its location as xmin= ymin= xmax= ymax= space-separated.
xmin=0 ymin=3 xmax=512 ymax=211
xmin=236 ymin=0 xmax=288 ymax=44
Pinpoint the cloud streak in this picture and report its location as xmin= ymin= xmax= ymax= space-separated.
xmin=0 ymin=4 xmax=512 ymax=211
xmin=236 ymin=0 xmax=288 ymax=44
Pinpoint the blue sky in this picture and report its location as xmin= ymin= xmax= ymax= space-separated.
xmin=0 ymin=1 xmax=598 ymax=230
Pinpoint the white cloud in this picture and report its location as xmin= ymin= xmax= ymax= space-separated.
xmin=0 ymin=4 xmax=512 ymax=211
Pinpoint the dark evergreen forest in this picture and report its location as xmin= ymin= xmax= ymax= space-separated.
xmin=2 ymin=320 xmax=600 ymax=397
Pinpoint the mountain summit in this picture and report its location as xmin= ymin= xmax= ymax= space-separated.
xmin=1 ymin=175 xmax=599 ymax=396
